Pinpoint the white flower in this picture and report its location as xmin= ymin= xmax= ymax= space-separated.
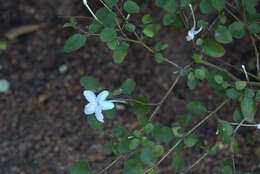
xmin=83 ymin=90 xmax=115 ymax=123
xmin=257 ymin=123 xmax=260 ymax=129
xmin=186 ymin=4 xmax=202 ymax=41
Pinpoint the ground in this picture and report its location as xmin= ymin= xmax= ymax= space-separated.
xmin=0 ymin=0 xmax=260 ymax=174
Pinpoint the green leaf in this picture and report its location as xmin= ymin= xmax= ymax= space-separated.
xmin=155 ymin=0 xmax=178 ymax=13
xmin=235 ymin=81 xmax=247 ymax=91
xmin=192 ymin=53 xmax=203 ymax=63
xmin=124 ymin=159 xmax=144 ymax=174
xmin=88 ymin=22 xmax=102 ymax=33
xmin=104 ymin=0 xmax=119 ymax=8
xmin=96 ymin=8 xmax=119 ymax=27
xmin=184 ymin=134 xmax=198 ymax=147
xmin=200 ymin=0 xmax=214 ymax=14
xmin=125 ymin=23 xmax=136 ymax=32
xmin=104 ymin=142 xmax=113 ymax=155
xmin=244 ymin=0 xmax=259 ymax=14
xmin=129 ymin=138 xmax=140 ymax=150
xmin=248 ymin=23 xmax=260 ymax=34
xmin=195 ymin=67 xmax=208 ymax=80
xmin=124 ymin=0 xmax=140 ymax=14
xmin=100 ymin=28 xmax=117 ymax=42
xmin=207 ymin=71 xmax=230 ymax=90
xmin=163 ymin=13 xmax=176 ymax=26
xmin=255 ymin=90 xmax=260 ymax=101
xmin=142 ymin=14 xmax=153 ymax=24
xmin=222 ymin=165 xmax=232 ymax=174
xmin=202 ymin=40 xmax=226 ymax=58
xmin=214 ymin=74 xmax=224 ymax=84
xmin=80 ymin=76 xmax=100 ymax=92
xmin=211 ymin=0 xmax=226 ymax=11
xmin=186 ymin=101 xmax=207 ymax=115
xmin=113 ymin=42 xmax=129 ymax=64
xmin=143 ymin=123 xmax=154 ymax=134
xmin=181 ymin=114 xmax=192 ymax=127
xmin=113 ymin=125 xmax=128 ymax=137
xmin=64 ymin=34 xmax=86 ymax=53
xmin=154 ymin=53 xmax=164 ymax=63
xmin=225 ymin=88 xmax=239 ymax=99
xmin=214 ymin=25 xmax=232 ymax=44
xmin=154 ymin=42 xmax=168 ymax=51
xmin=122 ymin=78 xmax=136 ymax=95
xmin=141 ymin=137 xmax=155 ymax=148
xmin=187 ymin=79 xmax=197 ymax=90
xmin=228 ymin=22 xmax=245 ymax=39
xmin=172 ymin=156 xmax=184 ymax=172
xmin=246 ymin=134 xmax=255 ymax=145
xmin=131 ymin=98 xmax=150 ymax=118
xmin=70 ymin=161 xmax=93 ymax=174
xmin=152 ymin=145 xmax=164 ymax=157
xmin=240 ymin=96 xmax=256 ymax=122
xmin=152 ymin=123 xmax=174 ymax=143
xmin=0 ymin=42 xmax=7 ymax=51
xmin=230 ymin=141 xmax=238 ymax=153
xmin=143 ymin=24 xmax=161 ymax=37
xmin=218 ymin=119 xmax=233 ymax=141
xmin=244 ymin=89 xmax=255 ymax=98
xmin=87 ymin=115 xmax=103 ymax=130
xmin=219 ymin=12 xmax=227 ymax=24
xmin=233 ymin=107 xmax=243 ymax=123
xmin=119 ymin=137 xmax=131 ymax=153
xmin=141 ymin=148 xmax=156 ymax=166
xmin=209 ymin=145 xmax=217 ymax=155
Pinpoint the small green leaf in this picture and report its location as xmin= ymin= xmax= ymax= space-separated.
xmin=154 ymin=42 xmax=168 ymax=51
xmin=222 ymin=165 xmax=232 ymax=174
xmin=100 ymin=28 xmax=117 ymax=43
xmin=0 ymin=42 xmax=7 ymax=51
xmin=119 ymin=137 xmax=131 ymax=153
xmin=211 ymin=0 xmax=226 ymax=11
xmin=202 ymin=40 xmax=226 ymax=58
xmin=248 ymin=23 xmax=260 ymax=34
xmin=143 ymin=123 xmax=154 ymax=134
xmin=187 ymin=79 xmax=197 ymax=90
xmin=113 ymin=125 xmax=128 ymax=137
xmin=154 ymin=53 xmax=164 ymax=63
xmin=195 ymin=67 xmax=208 ymax=80
xmin=152 ymin=123 xmax=174 ymax=143
xmin=209 ymin=145 xmax=217 ymax=155
xmin=235 ymin=81 xmax=247 ymax=91
xmin=125 ymin=23 xmax=136 ymax=32
xmin=230 ymin=141 xmax=238 ymax=153
xmin=70 ymin=161 xmax=93 ymax=174
xmin=192 ymin=53 xmax=203 ymax=63
xmin=124 ymin=159 xmax=144 ymax=174
xmin=113 ymin=42 xmax=129 ymax=64
xmin=104 ymin=0 xmax=119 ymax=8
xmin=87 ymin=115 xmax=103 ymax=130
xmin=64 ymin=34 xmax=86 ymax=53
xmin=246 ymin=134 xmax=255 ymax=145
xmin=131 ymin=98 xmax=150 ymax=118
xmin=207 ymin=71 xmax=230 ymax=90
xmin=184 ymin=134 xmax=198 ymax=147
xmin=255 ymin=90 xmax=260 ymax=101
xmin=181 ymin=114 xmax=192 ymax=127
xmin=155 ymin=0 xmax=178 ymax=13
xmin=142 ymin=14 xmax=153 ymax=24
xmin=141 ymin=148 xmax=156 ymax=166
xmin=186 ymin=101 xmax=207 ymax=115
xmin=122 ymin=78 xmax=136 ymax=95
xmin=218 ymin=119 xmax=233 ymax=141
xmin=200 ymin=0 xmax=214 ymax=14
xmin=143 ymin=24 xmax=161 ymax=37
xmin=163 ymin=13 xmax=175 ymax=26
xmin=104 ymin=142 xmax=113 ymax=155
xmin=80 ymin=76 xmax=100 ymax=92
xmin=152 ymin=145 xmax=164 ymax=157
xmin=88 ymin=22 xmax=102 ymax=33
xmin=214 ymin=25 xmax=232 ymax=44
xmin=244 ymin=89 xmax=255 ymax=98
xmin=228 ymin=22 xmax=245 ymax=39
xmin=96 ymin=8 xmax=119 ymax=28
xmin=129 ymin=138 xmax=140 ymax=150
xmin=240 ymin=96 xmax=256 ymax=122
xmin=214 ymin=74 xmax=224 ymax=84
xmin=172 ymin=156 xmax=184 ymax=172
xmin=219 ymin=12 xmax=227 ymax=24
xmin=233 ymin=107 xmax=243 ymax=123
xmin=225 ymin=88 xmax=239 ymax=99
xmin=123 ymin=0 xmax=140 ymax=14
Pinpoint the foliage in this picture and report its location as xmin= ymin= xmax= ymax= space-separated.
xmin=64 ymin=0 xmax=260 ymax=173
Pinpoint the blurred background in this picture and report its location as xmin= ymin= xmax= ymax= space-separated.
xmin=0 ymin=0 xmax=259 ymax=173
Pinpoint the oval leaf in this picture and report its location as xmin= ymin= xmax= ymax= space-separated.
xmin=202 ymin=39 xmax=225 ymax=58
xmin=64 ymin=34 xmax=86 ymax=53
xmin=186 ymin=101 xmax=207 ymax=115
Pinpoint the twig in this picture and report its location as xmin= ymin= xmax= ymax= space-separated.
xmin=250 ymin=35 xmax=260 ymax=73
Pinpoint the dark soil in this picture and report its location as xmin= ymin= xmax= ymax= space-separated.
xmin=1 ymin=1 xmax=260 ymax=174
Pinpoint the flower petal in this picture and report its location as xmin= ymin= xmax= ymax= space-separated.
xmin=95 ymin=109 xmax=104 ymax=123
xmin=97 ymin=90 xmax=109 ymax=101
xmin=193 ymin=26 xmax=203 ymax=35
xmin=100 ymin=101 xmax=115 ymax=110
xmin=83 ymin=90 xmax=96 ymax=102
xmin=84 ymin=102 xmax=97 ymax=115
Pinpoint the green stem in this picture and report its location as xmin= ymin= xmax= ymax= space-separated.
xmin=183 ymin=152 xmax=208 ymax=173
